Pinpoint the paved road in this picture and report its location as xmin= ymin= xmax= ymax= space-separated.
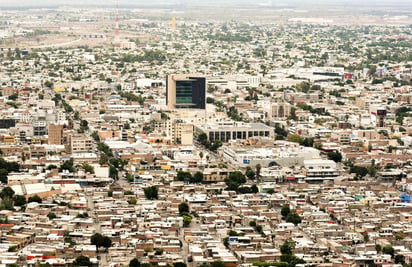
xmin=86 ymin=190 xmax=109 ymax=266
xmin=30 ymin=37 xmax=83 ymax=49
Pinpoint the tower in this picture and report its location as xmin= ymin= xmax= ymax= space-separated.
xmin=166 ymin=74 xmax=206 ymax=110
xmin=171 ymin=17 xmax=177 ymax=30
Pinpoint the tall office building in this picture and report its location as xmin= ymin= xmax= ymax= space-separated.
xmin=166 ymin=74 xmax=206 ymax=110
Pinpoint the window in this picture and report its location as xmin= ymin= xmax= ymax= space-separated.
xmin=175 ymin=81 xmax=193 ymax=107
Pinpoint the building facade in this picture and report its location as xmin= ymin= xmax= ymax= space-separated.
xmin=166 ymin=74 xmax=206 ymax=109
xmin=48 ymin=123 xmax=64 ymax=145
xmin=68 ymin=134 xmax=93 ymax=153
xmin=194 ymin=122 xmax=274 ymax=142
xmin=167 ymin=120 xmax=194 ymax=145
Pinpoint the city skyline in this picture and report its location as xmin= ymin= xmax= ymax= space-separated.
xmin=0 ymin=0 xmax=411 ymax=7
xmin=0 ymin=0 xmax=411 ymax=266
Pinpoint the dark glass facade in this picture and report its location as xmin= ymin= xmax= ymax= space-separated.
xmin=167 ymin=75 xmax=205 ymax=109
xmin=176 ymin=81 xmax=194 ymax=107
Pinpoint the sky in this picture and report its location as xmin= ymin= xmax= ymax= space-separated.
xmin=0 ymin=0 xmax=411 ymax=6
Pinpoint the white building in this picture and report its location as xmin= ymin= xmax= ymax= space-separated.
xmin=221 ymin=141 xmax=320 ymax=168
xmin=303 ymin=159 xmax=340 ymax=181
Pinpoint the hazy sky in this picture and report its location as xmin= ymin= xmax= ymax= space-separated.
xmin=0 ymin=0 xmax=411 ymax=6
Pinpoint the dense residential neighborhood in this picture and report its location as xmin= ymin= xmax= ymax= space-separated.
xmin=0 ymin=1 xmax=411 ymax=266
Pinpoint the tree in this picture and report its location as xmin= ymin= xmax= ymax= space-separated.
xmin=144 ymin=186 xmax=158 ymax=200
xmin=286 ymin=134 xmax=303 ymax=144
xmin=227 ymin=230 xmax=238 ymax=237
xmin=245 ymin=166 xmax=256 ymax=180
xmin=80 ymin=120 xmax=89 ymax=131
xmin=82 ymin=163 xmax=94 ymax=174
xmin=0 ymin=197 xmax=14 ymax=210
xmin=109 ymin=166 xmax=118 ymax=180
xmin=154 ymin=248 xmax=164 ymax=255
xmin=251 ymin=184 xmax=259 ymax=193
xmin=28 ymin=195 xmax=42 ymax=203
xmin=128 ymin=198 xmax=137 ymax=205
xmin=173 ymin=263 xmax=187 ymax=267
xmin=210 ymin=140 xmax=222 ymax=152
xmin=210 ymin=261 xmax=225 ymax=267
xmin=223 ymin=236 xmax=229 ymax=248
xmin=97 ymin=142 xmax=113 ymax=157
xmin=178 ymin=202 xmax=190 ymax=215
xmin=129 ymin=258 xmax=141 ymax=267
xmin=183 ymin=214 xmax=192 ymax=227
xmin=301 ymin=137 xmax=314 ymax=147
xmin=255 ymin=164 xmax=261 ymax=180
xmin=297 ymin=81 xmax=311 ymax=93
xmin=0 ymin=169 xmax=8 ymax=183
xmin=267 ymin=188 xmax=275 ymax=194
xmin=395 ymin=232 xmax=404 ymax=241
xmin=176 ymin=171 xmax=192 ymax=182
xmin=91 ymin=131 xmax=100 ymax=142
xmin=394 ymin=254 xmax=405 ymax=264
xmin=367 ymin=166 xmax=377 ymax=177
xmin=76 ymin=212 xmax=89 ymax=218
xmin=382 ymin=245 xmax=394 ymax=257
xmin=47 ymin=212 xmax=57 ymax=220
xmin=327 ymin=151 xmax=342 ymax=162
xmin=363 ymin=232 xmax=369 ymax=243
xmin=280 ymin=240 xmax=295 ymax=255
xmin=191 ymin=172 xmax=204 ymax=183
xmin=47 ymin=164 xmax=58 ymax=170
xmin=288 ymin=107 xmax=297 ymax=120
xmin=44 ymin=80 xmax=54 ymax=88
xmin=350 ymin=165 xmax=368 ymax=178
xmin=0 ymin=187 xmax=14 ymax=199
xmin=229 ymin=171 xmax=246 ymax=184
xmin=0 ymin=158 xmax=20 ymax=183
xmin=275 ymin=126 xmax=288 ymax=137
xmin=0 ymin=158 xmax=19 ymax=172
xmin=281 ymin=205 xmax=291 ymax=218
xmin=224 ymin=171 xmax=247 ymax=191
xmin=99 ymin=153 xmax=109 ymax=165
xmin=91 ymin=233 xmax=104 ymax=251
xmin=286 ymin=212 xmax=302 ymax=225
xmin=375 ymin=244 xmax=382 ymax=253
xmin=280 ymin=254 xmax=306 ymax=266
xmin=13 ymin=195 xmax=26 ymax=206
xmin=8 ymin=93 xmax=18 ymax=101
xmin=102 ymin=236 xmax=112 ymax=250
xmin=73 ymin=255 xmax=92 ymax=267
xmin=123 ymin=172 xmax=133 ymax=183
xmin=60 ymin=158 xmax=75 ymax=172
